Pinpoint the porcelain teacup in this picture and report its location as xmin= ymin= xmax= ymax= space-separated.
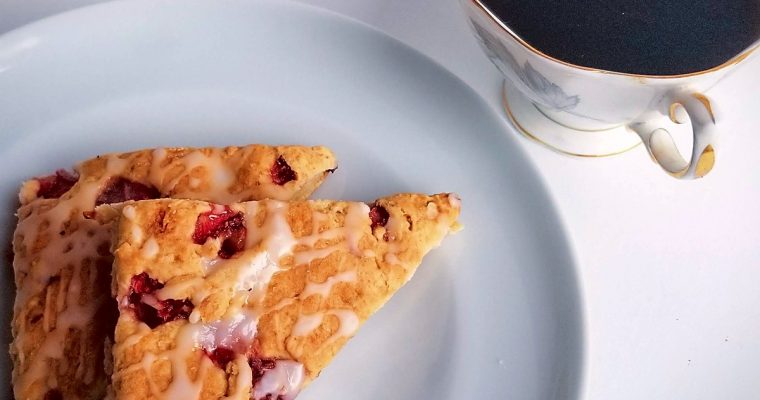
xmin=462 ymin=0 xmax=760 ymax=179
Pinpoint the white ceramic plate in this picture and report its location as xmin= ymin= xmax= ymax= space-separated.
xmin=0 ymin=0 xmax=584 ymax=398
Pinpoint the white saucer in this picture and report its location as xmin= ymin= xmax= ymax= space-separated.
xmin=0 ymin=1 xmax=584 ymax=398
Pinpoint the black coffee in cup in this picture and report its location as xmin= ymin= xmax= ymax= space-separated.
xmin=480 ymin=0 xmax=760 ymax=75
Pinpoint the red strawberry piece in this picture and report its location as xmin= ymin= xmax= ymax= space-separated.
xmin=133 ymin=301 xmax=163 ymax=329
xmin=205 ymin=346 xmax=237 ymax=369
xmin=270 ymin=156 xmax=297 ymax=185
xmin=155 ymin=298 xmax=193 ymax=323
xmin=193 ymin=206 xmax=247 ymax=258
xmin=36 ymin=169 xmax=79 ymax=199
xmin=95 ymin=177 xmax=160 ymax=206
xmin=127 ymin=273 xmax=193 ymax=329
xmin=129 ymin=272 xmax=163 ymax=296
xmin=249 ymin=356 xmax=278 ymax=387
xmin=369 ymin=204 xmax=389 ymax=229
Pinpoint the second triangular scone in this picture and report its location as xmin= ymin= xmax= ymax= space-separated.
xmin=108 ymin=194 xmax=460 ymax=399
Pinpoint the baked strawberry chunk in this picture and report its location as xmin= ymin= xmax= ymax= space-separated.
xmin=193 ymin=205 xmax=247 ymax=258
xmin=249 ymin=356 xmax=303 ymax=400
xmin=369 ymin=204 xmax=389 ymax=229
xmin=270 ymin=156 xmax=297 ymax=185
xmin=127 ymin=273 xmax=193 ymax=328
xmin=250 ymin=357 xmax=278 ymax=386
xmin=205 ymin=347 xmax=237 ymax=369
xmin=95 ymin=177 xmax=160 ymax=206
xmin=36 ymin=169 xmax=79 ymax=199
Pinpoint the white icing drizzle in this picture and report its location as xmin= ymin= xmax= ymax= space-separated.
xmin=429 ymin=203 xmax=459 ymax=254
xmin=384 ymin=242 xmax=402 ymax=266
xmin=113 ymin=323 xmax=152 ymax=356
xmin=18 ymin=179 xmax=40 ymax=205
xmin=9 ymin=151 xmax=217 ymax=394
xmin=344 ymin=203 xmax=370 ymax=255
xmin=291 ymin=314 xmax=325 ymax=338
xmin=198 ymin=311 xmax=260 ymax=355
xmin=189 ymin=309 xmax=202 ymax=324
xmin=244 ymin=201 xmax=297 ymax=260
xmin=252 ymin=361 xmax=304 ymax=400
xmin=385 ymin=213 xmax=404 ymax=238
xmin=301 ymin=270 xmax=357 ymax=299
xmin=155 ymin=278 xmax=205 ymax=303
xmin=221 ymin=355 xmax=252 ymax=400
xmin=141 ymin=236 xmax=160 ymax=260
xmin=288 ymin=203 xmax=370 ymax=267
xmin=147 ymin=148 xmax=168 ymax=187
xmin=228 ymin=252 xmax=282 ymax=302
xmin=293 ymin=245 xmax=342 ymax=266
xmin=13 ymin=163 xmax=114 ymax=392
xmin=15 ymin=193 xmax=104 ymax=312
xmin=290 ymin=310 xmax=360 ymax=354
xmin=106 ymin=154 xmax=130 ymax=175
xmin=426 ymin=202 xmax=439 ymax=219
xmin=384 ymin=252 xmax=400 ymax=265
xmin=148 ymin=146 xmax=318 ymax=203
xmin=293 ymin=227 xmax=342 ymax=247
xmin=115 ymin=307 xmax=261 ymax=398
xmin=290 ymin=310 xmax=359 ymax=340
xmin=448 ymin=193 xmax=462 ymax=209
xmin=329 ymin=309 xmax=360 ymax=339
xmin=12 ymin=147 xmax=332 ymax=396
xmin=205 ymin=244 xmax=293 ymax=320
xmin=130 ymin=225 xmax=144 ymax=245
xmin=269 ymin=297 xmax=296 ymax=313
xmin=152 ymin=149 xmax=238 ymax=204
xmin=268 ymin=269 xmax=358 ymax=315
xmin=117 ymin=306 xmax=297 ymax=400
xmin=117 ymin=199 xmax=381 ymax=399
xmin=120 ymin=200 xmax=301 ymax=398
xmin=162 ymin=327 xmax=212 ymax=399
xmin=126 ymin=323 xmax=210 ymax=399
xmin=122 ymin=204 xmax=137 ymax=220
xmin=118 ymin=319 xmax=264 ymax=399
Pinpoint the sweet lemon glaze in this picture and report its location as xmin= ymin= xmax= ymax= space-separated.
xmin=14 ymin=156 xmax=126 ymax=393
xmin=149 ymin=147 xmax=317 ymax=203
xmin=12 ymin=147 xmax=318 ymax=398
xmin=114 ymin=196 xmax=461 ymax=399
xmin=300 ymin=270 xmax=357 ymax=300
xmin=150 ymin=149 xmax=236 ymax=204
xmin=115 ymin=202 xmax=364 ymax=399
xmin=290 ymin=310 xmax=360 ymax=357
xmin=251 ymin=360 xmax=304 ymax=400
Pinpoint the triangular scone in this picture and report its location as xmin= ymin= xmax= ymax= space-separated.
xmin=109 ymin=194 xmax=461 ymax=399
xmin=11 ymin=145 xmax=336 ymax=400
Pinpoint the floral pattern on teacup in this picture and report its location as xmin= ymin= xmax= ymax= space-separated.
xmin=472 ymin=21 xmax=580 ymax=111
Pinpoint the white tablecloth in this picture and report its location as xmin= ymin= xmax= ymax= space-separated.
xmin=2 ymin=1 xmax=759 ymax=399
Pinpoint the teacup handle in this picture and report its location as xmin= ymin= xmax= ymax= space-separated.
xmin=629 ymin=93 xmax=717 ymax=179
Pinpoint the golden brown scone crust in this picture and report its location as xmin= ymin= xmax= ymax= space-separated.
xmin=11 ymin=145 xmax=336 ymax=400
xmin=110 ymin=194 xmax=460 ymax=399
